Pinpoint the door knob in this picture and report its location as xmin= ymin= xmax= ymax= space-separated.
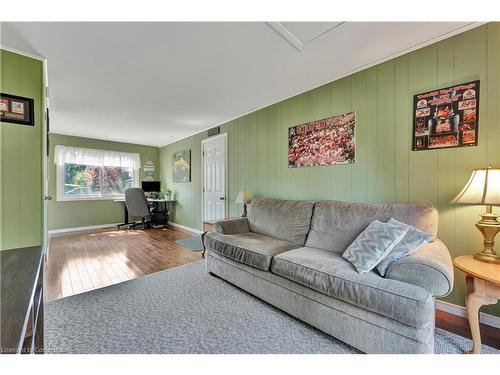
xmin=44 ymin=195 xmax=52 ymax=200
xmin=219 ymin=197 xmax=225 ymax=200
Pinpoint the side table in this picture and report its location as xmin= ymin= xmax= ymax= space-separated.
xmin=453 ymin=255 xmax=500 ymax=354
xmin=201 ymin=219 xmax=219 ymax=258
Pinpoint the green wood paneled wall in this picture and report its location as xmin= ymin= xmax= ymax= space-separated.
xmin=0 ymin=50 xmax=44 ymax=250
xmin=48 ymin=133 xmax=159 ymax=230
xmin=160 ymin=23 xmax=500 ymax=316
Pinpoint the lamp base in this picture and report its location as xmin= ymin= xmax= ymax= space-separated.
xmin=473 ymin=253 xmax=500 ymax=264
xmin=241 ymin=203 xmax=248 ymax=217
xmin=474 ymin=209 xmax=500 ymax=264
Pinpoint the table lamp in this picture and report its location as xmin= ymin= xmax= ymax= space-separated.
xmin=235 ymin=191 xmax=252 ymax=217
xmin=451 ymin=166 xmax=500 ymax=264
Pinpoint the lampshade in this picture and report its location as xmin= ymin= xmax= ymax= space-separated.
xmin=451 ymin=167 xmax=500 ymax=205
xmin=235 ymin=191 xmax=252 ymax=204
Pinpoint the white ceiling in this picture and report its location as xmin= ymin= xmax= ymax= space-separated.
xmin=1 ymin=22 xmax=481 ymax=147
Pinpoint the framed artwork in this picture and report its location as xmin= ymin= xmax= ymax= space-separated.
xmin=288 ymin=112 xmax=356 ymax=168
xmin=412 ymin=80 xmax=480 ymax=151
xmin=172 ymin=150 xmax=191 ymax=182
xmin=0 ymin=93 xmax=35 ymax=126
xmin=143 ymin=160 xmax=156 ymax=181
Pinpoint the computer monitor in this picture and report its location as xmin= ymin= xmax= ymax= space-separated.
xmin=141 ymin=180 xmax=161 ymax=192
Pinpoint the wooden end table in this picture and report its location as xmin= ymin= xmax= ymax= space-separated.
xmin=201 ymin=219 xmax=219 ymax=258
xmin=453 ymin=255 xmax=500 ymax=354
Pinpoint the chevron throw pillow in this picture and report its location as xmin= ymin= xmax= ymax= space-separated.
xmin=376 ymin=218 xmax=433 ymax=276
xmin=342 ymin=220 xmax=409 ymax=274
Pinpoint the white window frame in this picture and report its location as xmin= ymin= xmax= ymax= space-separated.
xmin=56 ymin=162 xmax=140 ymax=202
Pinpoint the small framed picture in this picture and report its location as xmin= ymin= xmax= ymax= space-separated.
xmin=0 ymin=93 xmax=35 ymax=126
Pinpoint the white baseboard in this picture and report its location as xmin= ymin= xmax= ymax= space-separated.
xmin=436 ymin=300 xmax=500 ymax=329
xmin=49 ymin=221 xmax=203 ymax=236
xmin=48 ymin=223 xmax=121 ymax=236
xmin=168 ymin=221 xmax=204 ymax=235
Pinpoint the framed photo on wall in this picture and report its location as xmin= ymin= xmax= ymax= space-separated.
xmin=412 ymin=80 xmax=480 ymax=151
xmin=288 ymin=112 xmax=356 ymax=168
xmin=172 ymin=149 xmax=191 ymax=182
xmin=0 ymin=93 xmax=35 ymax=126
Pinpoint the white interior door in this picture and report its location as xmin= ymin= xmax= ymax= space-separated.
xmin=202 ymin=134 xmax=226 ymax=221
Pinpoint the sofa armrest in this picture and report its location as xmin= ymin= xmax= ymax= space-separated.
xmin=385 ymin=239 xmax=454 ymax=297
xmin=213 ymin=218 xmax=250 ymax=235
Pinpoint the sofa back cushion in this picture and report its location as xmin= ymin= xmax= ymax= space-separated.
xmin=305 ymin=200 xmax=438 ymax=253
xmin=247 ymin=198 xmax=315 ymax=246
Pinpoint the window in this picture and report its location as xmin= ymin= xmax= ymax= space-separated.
xmin=55 ymin=145 xmax=141 ymax=201
xmin=63 ymin=163 xmax=101 ymax=197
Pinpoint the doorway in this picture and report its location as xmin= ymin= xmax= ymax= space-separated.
xmin=201 ymin=133 xmax=227 ymax=223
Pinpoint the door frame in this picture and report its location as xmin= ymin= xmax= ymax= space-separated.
xmin=42 ymin=57 xmax=50 ymax=259
xmin=201 ymin=132 xmax=228 ymax=226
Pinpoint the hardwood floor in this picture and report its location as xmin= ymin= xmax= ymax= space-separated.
xmin=435 ymin=309 xmax=500 ymax=349
xmin=45 ymin=226 xmax=499 ymax=350
xmin=45 ymin=226 xmax=202 ymax=302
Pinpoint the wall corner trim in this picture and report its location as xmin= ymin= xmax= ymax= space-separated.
xmin=0 ymin=44 xmax=46 ymax=61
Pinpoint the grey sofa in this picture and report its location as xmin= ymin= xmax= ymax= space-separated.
xmin=204 ymin=198 xmax=454 ymax=354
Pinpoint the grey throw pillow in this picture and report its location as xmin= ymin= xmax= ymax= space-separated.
xmin=342 ymin=220 xmax=409 ymax=274
xmin=376 ymin=218 xmax=433 ymax=276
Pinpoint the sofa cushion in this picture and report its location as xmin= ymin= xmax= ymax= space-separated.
xmin=247 ymin=198 xmax=315 ymax=246
xmin=305 ymin=200 xmax=438 ymax=254
xmin=204 ymin=231 xmax=300 ymax=271
xmin=271 ymin=247 xmax=434 ymax=327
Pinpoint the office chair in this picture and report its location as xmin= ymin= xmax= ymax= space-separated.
xmin=125 ymin=188 xmax=154 ymax=230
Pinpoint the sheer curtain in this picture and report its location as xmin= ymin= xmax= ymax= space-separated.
xmin=54 ymin=145 xmax=141 ymax=169
xmin=102 ymin=150 xmax=141 ymax=168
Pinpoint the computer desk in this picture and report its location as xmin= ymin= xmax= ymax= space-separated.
xmin=114 ymin=198 xmax=176 ymax=228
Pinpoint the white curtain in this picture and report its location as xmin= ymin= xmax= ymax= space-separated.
xmin=102 ymin=150 xmax=141 ymax=168
xmin=54 ymin=145 xmax=141 ymax=169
